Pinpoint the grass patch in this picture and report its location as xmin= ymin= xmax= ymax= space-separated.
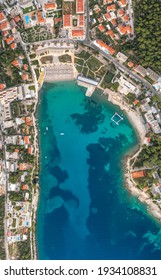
xmin=30 ymin=53 xmax=36 ymax=59
xmin=82 ymin=67 xmax=88 ymax=76
xmin=31 ymin=60 xmax=39 ymax=66
xmin=86 ymin=56 xmax=102 ymax=72
xmin=74 ymin=57 xmax=84 ymax=66
xmin=104 ymin=71 xmax=114 ymax=83
xmin=75 ymin=65 xmax=83 ymax=73
xmin=58 ymin=54 xmax=72 ymax=63
xmin=77 ymin=50 xmax=90 ymax=60
xmin=87 ymin=70 xmax=95 ymax=79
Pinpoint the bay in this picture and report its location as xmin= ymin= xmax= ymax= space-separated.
xmin=36 ymin=81 xmax=161 ymax=260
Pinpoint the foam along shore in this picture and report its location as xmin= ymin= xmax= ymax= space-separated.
xmin=103 ymin=87 xmax=161 ymax=222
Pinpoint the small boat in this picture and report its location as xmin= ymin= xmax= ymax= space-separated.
xmin=60 ymin=132 xmax=64 ymax=136
xmin=46 ymin=127 xmax=48 ymax=130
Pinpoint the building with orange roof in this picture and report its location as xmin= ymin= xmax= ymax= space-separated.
xmin=22 ymin=185 xmax=29 ymax=190
xmin=24 ymin=64 xmax=28 ymax=71
xmin=0 ymin=11 xmax=5 ymax=22
xmin=107 ymin=4 xmax=116 ymax=11
xmin=63 ymin=14 xmax=71 ymax=27
xmin=71 ymin=29 xmax=84 ymax=37
xmin=104 ymin=0 xmax=113 ymax=3
xmin=118 ymin=9 xmax=125 ymax=17
xmin=133 ymin=100 xmax=139 ymax=106
xmin=118 ymin=0 xmax=127 ymax=7
xmin=0 ymin=20 xmax=10 ymax=31
xmin=118 ymin=24 xmax=132 ymax=35
xmin=5 ymin=35 xmax=14 ymax=45
xmin=94 ymin=39 xmax=115 ymax=55
xmin=98 ymin=24 xmax=105 ymax=33
xmin=11 ymin=60 xmax=21 ymax=68
xmin=126 ymin=25 xmax=132 ymax=33
xmin=111 ymin=19 xmax=117 ymax=26
xmin=54 ymin=17 xmax=62 ymax=24
xmin=24 ymin=136 xmax=30 ymax=145
xmin=0 ymin=84 xmax=6 ymax=91
xmin=132 ymin=170 xmax=146 ymax=179
xmin=76 ymin=0 xmax=84 ymax=14
xmin=106 ymin=30 xmax=115 ymax=39
xmin=10 ymin=43 xmax=17 ymax=50
xmin=44 ymin=2 xmax=57 ymax=10
xmin=19 ymin=163 xmax=30 ymax=171
xmin=105 ymin=13 xmax=111 ymax=20
xmin=2 ymin=30 xmax=9 ymax=37
xmin=22 ymin=73 xmax=28 ymax=81
xmin=14 ymin=16 xmax=21 ymax=23
xmin=128 ymin=61 xmax=134 ymax=68
xmin=79 ymin=14 xmax=84 ymax=27
xmin=28 ymin=146 xmax=33 ymax=155
xmin=37 ymin=11 xmax=45 ymax=24
xmin=123 ymin=14 xmax=129 ymax=21
xmin=14 ymin=149 xmax=19 ymax=153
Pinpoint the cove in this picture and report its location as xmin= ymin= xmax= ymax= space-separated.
xmin=36 ymin=81 xmax=161 ymax=260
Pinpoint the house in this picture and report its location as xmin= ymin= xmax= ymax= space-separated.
xmin=106 ymin=30 xmax=115 ymax=39
xmin=0 ymin=20 xmax=10 ymax=31
xmin=116 ymin=52 xmax=128 ymax=63
xmin=71 ymin=29 xmax=84 ymax=38
xmin=19 ymin=163 xmax=30 ymax=171
xmin=63 ymin=14 xmax=71 ymax=28
xmin=44 ymin=2 xmax=57 ymax=10
xmin=24 ymin=64 xmax=28 ymax=71
xmin=107 ymin=4 xmax=116 ymax=12
xmin=118 ymin=0 xmax=127 ymax=7
xmin=14 ymin=16 xmax=21 ymax=23
xmin=94 ymin=39 xmax=115 ymax=55
xmin=111 ymin=19 xmax=117 ymax=26
xmin=76 ymin=0 xmax=84 ymax=14
xmin=128 ymin=61 xmax=134 ymax=68
xmin=37 ymin=11 xmax=45 ymax=25
xmin=123 ymin=14 xmax=129 ymax=21
xmin=24 ymin=136 xmax=30 ymax=144
xmin=5 ymin=35 xmax=14 ymax=45
xmin=22 ymin=73 xmax=29 ymax=81
xmin=105 ymin=13 xmax=111 ymax=21
xmin=10 ymin=43 xmax=17 ymax=50
xmin=0 ymin=84 xmax=6 ymax=91
xmin=146 ymin=68 xmax=160 ymax=82
xmin=11 ymin=60 xmax=21 ymax=68
xmin=0 ymin=12 xmax=5 ymax=22
xmin=132 ymin=170 xmax=146 ymax=179
xmin=98 ymin=24 xmax=105 ymax=33
xmin=79 ymin=14 xmax=84 ymax=27
xmin=118 ymin=9 xmax=125 ymax=17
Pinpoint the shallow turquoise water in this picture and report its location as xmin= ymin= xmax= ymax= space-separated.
xmin=37 ymin=81 xmax=161 ymax=260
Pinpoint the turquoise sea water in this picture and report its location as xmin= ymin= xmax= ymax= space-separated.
xmin=37 ymin=81 xmax=161 ymax=260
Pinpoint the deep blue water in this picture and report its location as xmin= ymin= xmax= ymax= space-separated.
xmin=36 ymin=81 xmax=161 ymax=260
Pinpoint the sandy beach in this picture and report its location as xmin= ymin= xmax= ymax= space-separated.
xmin=102 ymin=87 xmax=161 ymax=223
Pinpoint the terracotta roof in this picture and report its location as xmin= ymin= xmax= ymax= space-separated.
xmin=44 ymin=2 xmax=57 ymax=10
xmin=0 ymin=83 xmax=6 ymax=90
xmin=10 ymin=43 xmax=17 ymax=50
xmin=5 ymin=35 xmax=14 ymax=44
xmin=132 ymin=170 xmax=146 ymax=179
xmin=79 ymin=14 xmax=84 ymax=27
xmin=133 ymin=100 xmax=139 ymax=106
xmin=24 ymin=136 xmax=29 ymax=144
xmin=28 ymin=147 xmax=33 ymax=154
xmin=118 ymin=24 xmax=132 ymax=34
xmin=37 ymin=11 xmax=45 ymax=24
xmin=106 ymin=30 xmax=115 ymax=39
xmin=19 ymin=163 xmax=29 ymax=171
xmin=63 ymin=14 xmax=71 ymax=27
xmin=2 ymin=30 xmax=9 ymax=37
xmin=11 ymin=60 xmax=21 ymax=68
xmin=105 ymin=13 xmax=111 ymax=20
xmin=76 ymin=0 xmax=84 ymax=13
xmin=98 ymin=24 xmax=105 ymax=33
xmin=107 ymin=4 xmax=116 ymax=11
xmin=54 ymin=17 xmax=62 ymax=24
xmin=96 ymin=39 xmax=115 ymax=55
xmin=71 ymin=29 xmax=84 ymax=37
xmin=119 ymin=0 xmax=127 ymax=6
xmin=0 ymin=12 xmax=5 ymax=22
xmin=0 ymin=20 xmax=10 ymax=31
xmin=118 ymin=9 xmax=125 ymax=17
xmin=14 ymin=149 xmax=19 ymax=153
xmin=24 ymin=64 xmax=28 ymax=71
xmin=22 ymin=185 xmax=29 ymax=190
xmin=111 ymin=19 xmax=117 ymax=26
xmin=128 ymin=61 xmax=134 ymax=68
xmin=14 ymin=16 xmax=21 ymax=23
xmin=123 ymin=14 xmax=129 ymax=21
xmin=22 ymin=73 xmax=28 ymax=81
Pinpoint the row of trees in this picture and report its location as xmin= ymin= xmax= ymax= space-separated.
xmin=0 ymin=195 xmax=6 ymax=260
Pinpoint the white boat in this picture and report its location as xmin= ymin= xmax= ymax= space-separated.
xmin=46 ymin=127 xmax=48 ymax=130
xmin=60 ymin=132 xmax=64 ymax=136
